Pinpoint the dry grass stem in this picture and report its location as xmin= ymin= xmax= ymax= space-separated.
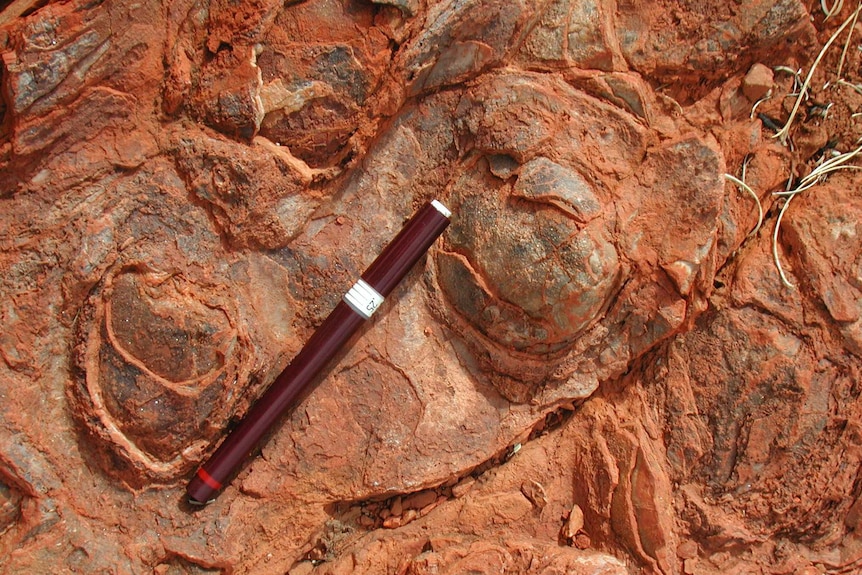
xmin=774 ymin=144 xmax=862 ymax=196
xmin=837 ymin=78 xmax=862 ymax=94
xmin=822 ymin=0 xmax=845 ymax=19
xmin=773 ymin=196 xmax=798 ymax=288
xmin=724 ymin=173 xmax=764 ymax=236
xmin=774 ymin=4 xmax=862 ymax=143
xmin=770 ymin=144 xmax=862 ymax=287
xmin=836 ymin=2 xmax=861 ymax=79
xmin=750 ymin=90 xmax=773 ymax=119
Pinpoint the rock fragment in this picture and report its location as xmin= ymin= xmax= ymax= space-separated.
xmin=742 ymin=63 xmax=774 ymax=101
xmin=563 ymin=504 xmax=585 ymax=540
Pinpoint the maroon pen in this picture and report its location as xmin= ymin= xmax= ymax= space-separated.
xmin=186 ymin=200 xmax=451 ymax=504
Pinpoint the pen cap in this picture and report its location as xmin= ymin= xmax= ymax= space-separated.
xmin=360 ymin=200 xmax=450 ymax=297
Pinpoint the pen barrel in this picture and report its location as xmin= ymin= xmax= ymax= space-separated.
xmin=186 ymin=302 xmax=364 ymax=504
xmin=186 ymin=201 xmax=450 ymax=504
xmin=361 ymin=201 xmax=451 ymax=297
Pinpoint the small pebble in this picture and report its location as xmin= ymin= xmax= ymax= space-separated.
xmin=452 ymin=477 xmax=475 ymax=498
xmin=420 ymin=500 xmax=440 ymax=517
xmin=404 ymin=490 xmax=437 ymax=510
xmin=573 ymin=533 xmax=591 ymax=549
xmin=402 ymin=509 xmax=418 ymax=525
xmin=742 ymin=63 xmax=774 ymax=102
xmin=563 ymin=504 xmax=584 ymax=539
xmin=520 ymin=479 xmax=547 ymax=509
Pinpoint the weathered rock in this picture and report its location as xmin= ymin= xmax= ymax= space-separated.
xmin=0 ymin=0 xmax=860 ymax=573
xmin=172 ymin=125 xmax=318 ymax=249
xmin=256 ymin=0 xmax=393 ymax=166
xmin=615 ymin=0 xmax=815 ymax=103
xmin=782 ymin=180 xmax=862 ymax=356
xmin=741 ymin=62 xmax=774 ymax=101
xmin=399 ymin=0 xmax=528 ymax=95
xmin=519 ymin=0 xmax=619 ymax=71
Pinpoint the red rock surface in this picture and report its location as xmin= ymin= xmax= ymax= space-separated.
xmin=1 ymin=0 xmax=861 ymax=573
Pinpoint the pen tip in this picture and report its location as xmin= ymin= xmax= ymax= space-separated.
xmin=187 ymin=497 xmax=210 ymax=507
